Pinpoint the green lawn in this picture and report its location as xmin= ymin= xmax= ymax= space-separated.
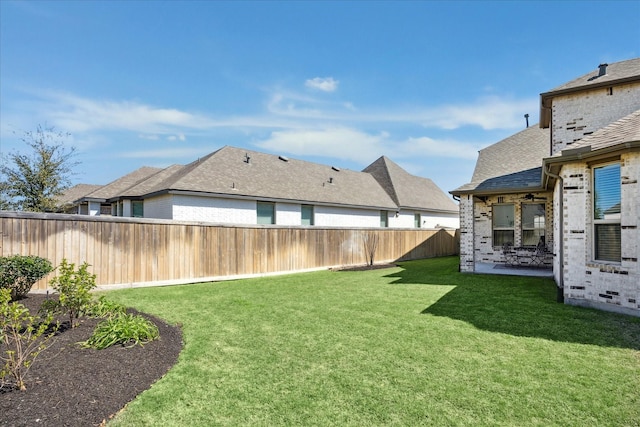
xmin=107 ymin=256 xmax=640 ymax=426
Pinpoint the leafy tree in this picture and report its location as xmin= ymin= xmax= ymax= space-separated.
xmin=0 ymin=125 xmax=78 ymax=212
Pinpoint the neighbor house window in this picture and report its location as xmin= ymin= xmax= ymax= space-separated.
xmin=301 ymin=205 xmax=314 ymax=226
xmin=132 ymin=201 xmax=144 ymax=218
xmin=593 ymin=162 xmax=621 ymax=262
xmin=521 ymin=204 xmax=545 ymax=246
xmin=257 ymin=202 xmax=275 ymax=225
xmin=414 ymin=213 xmax=421 ymax=228
xmin=380 ymin=211 xmax=389 ymax=228
xmin=493 ymin=204 xmax=514 ymax=246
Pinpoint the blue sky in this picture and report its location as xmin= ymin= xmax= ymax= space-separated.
xmin=1 ymin=1 xmax=639 ymax=197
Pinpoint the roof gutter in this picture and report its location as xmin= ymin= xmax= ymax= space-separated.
xmin=542 ymin=165 xmax=564 ymax=301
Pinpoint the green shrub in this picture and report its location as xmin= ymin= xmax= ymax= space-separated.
xmin=85 ymin=296 xmax=127 ymax=318
xmin=0 ymin=289 xmax=57 ymax=391
xmin=80 ymin=312 xmax=159 ymax=350
xmin=45 ymin=259 xmax=96 ymax=327
xmin=0 ymin=255 xmax=53 ymax=299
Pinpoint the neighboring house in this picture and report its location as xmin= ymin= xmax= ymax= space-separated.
xmin=451 ymin=58 xmax=640 ymax=316
xmin=74 ymin=166 xmax=164 ymax=216
xmin=56 ymin=184 xmax=102 ymax=213
xmin=71 ymin=146 xmax=459 ymax=229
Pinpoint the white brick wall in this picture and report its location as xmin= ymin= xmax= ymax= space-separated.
xmin=560 ymin=153 xmax=640 ymax=314
xmin=172 ymin=195 xmax=256 ymax=224
xmin=144 ymin=194 xmax=173 ymax=219
xmin=458 ymin=195 xmax=475 ymax=272
xmin=386 ymin=211 xmax=460 ymax=229
xmin=276 ymin=202 xmax=301 ymax=226
xmin=551 ymin=83 xmax=640 ymax=154
xmin=314 ymin=205 xmax=381 ymax=227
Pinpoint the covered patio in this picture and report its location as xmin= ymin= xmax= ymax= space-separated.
xmin=475 ymin=262 xmax=553 ymax=278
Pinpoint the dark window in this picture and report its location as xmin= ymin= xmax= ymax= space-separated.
xmin=521 ymin=203 xmax=545 ymax=246
xmin=132 ymin=201 xmax=144 ymax=218
xmin=301 ymin=205 xmax=314 ymax=226
xmin=593 ymin=163 xmax=621 ymax=262
xmin=493 ymin=204 xmax=514 ymax=246
xmin=257 ymin=202 xmax=275 ymax=225
xmin=380 ymin=211 xmax=389 ymax=228
xmin=414 ymin=213 xmax=421 ymax=228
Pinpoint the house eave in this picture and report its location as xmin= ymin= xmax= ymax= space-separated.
xmin=449 ymin=186 xmax=546 ymax=198
xmin=542 ymin=140 xmax=640 ymax=189
xmin=543 ymin=140 xmax=640 ymax=166
xmin=539 ymin=75 xmax=640 ymax=128
xmin=144 ymin=189 xmax=399 ymax=212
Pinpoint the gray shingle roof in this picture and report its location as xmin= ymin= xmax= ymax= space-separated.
xmin=540 ymin=58 xmax=640 ymax=128
xmin=57 ymin=184 xmax=102 ymax=207
xmin=78 ymin=166 xmax=163 ymax=202
xmin=364 ymin=156 xmax=458 ymax=213
xmin=451 ymin=125 xmax=549 ymax=194
xmin=543 ymin=58 xmax=640 ymax=94
xmin=116 ymin=164 xmax=184 ymax=199
xmin=142 ymin=146 xmax=399 ymax=209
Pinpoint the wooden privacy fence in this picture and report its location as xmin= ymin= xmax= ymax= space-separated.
xmin=0 ymin=212 xmax=459 ymax=291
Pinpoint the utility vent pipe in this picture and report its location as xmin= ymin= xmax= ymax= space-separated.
xmin=598 ymin=63 xmax=608 ymax=77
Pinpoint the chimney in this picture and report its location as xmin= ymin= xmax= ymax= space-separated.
xmin=598 ymin=63 xmax=608 ymax=77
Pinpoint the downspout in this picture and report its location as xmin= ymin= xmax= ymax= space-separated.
xmin=544 ymin=166 xmax=564 ymax=303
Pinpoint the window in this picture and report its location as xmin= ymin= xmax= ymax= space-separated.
xmin=493 ymin=204 xmax=514 ymax=246
xmin=301 ymin=205 xmax=314 ymax=226
xmin=521 ymin=204 xmax=545 ymax=246
xmin=414 ymin=213 xmax=421 ymax=228
xmin=380 ymin=211 xmax=389 ymax=228
xmin=593 ymin=163 xmax=621 ymax=262
xmin=132 ymin=201 xmax=144 ymax=218
xmin=257 ymin=202 xmax=275 ymax=225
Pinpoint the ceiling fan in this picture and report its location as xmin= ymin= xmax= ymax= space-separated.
xmin=522 ymin=193 xmax=547 ymax=201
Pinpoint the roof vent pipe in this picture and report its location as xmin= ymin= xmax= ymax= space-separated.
xmin=598 ymin=63 xmax=608 ymax=77
xmin=524 ymin=113 xmax=529 ymax=128
xmin=244 ymin=153 xmax=251 ymax=164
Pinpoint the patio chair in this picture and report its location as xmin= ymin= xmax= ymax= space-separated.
xmin=502 ymin=243 xmax=518 ymax=266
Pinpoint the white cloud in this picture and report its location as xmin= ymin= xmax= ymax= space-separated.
xmin=256 ymin=127 xmax=484 ymax=165
xmin=167 ymin=134 xmax=186 ymax=141
xmin=45 ymin=92 xmax=214 ymax=133
xmin=119 ymin=147 xmax=207 ymax=159
xmin=305 ymin=77 xmax=339 ymax=92
xmin=256 ymin=128 xmax=387 ymax=163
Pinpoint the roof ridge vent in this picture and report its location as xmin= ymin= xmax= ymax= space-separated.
xmin=279 ymin=155 xmax=289 ymax=162
xmin=331 ymin=166 xmax=341 ymax=172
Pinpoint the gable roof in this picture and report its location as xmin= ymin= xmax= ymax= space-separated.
xmin=363 ymin=156 xmax=458 ymax=213
xmin=451 ymin=125 xmax=549 ymax=195
xmin=140 ymin=146 xmax=399 ymax=210
xmin=541 ymin=58 xmax=640 ymax=127
xmin=76 ymin=166 xmax=163 ymax=202
xmin=114 ymin=164 xmax=184 ymax=200
xmin=56 ymin=183 xmax=102 ymax=208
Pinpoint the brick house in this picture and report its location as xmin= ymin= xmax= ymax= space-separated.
xmin=69 ymin=146 xmax=459 ymax=229
xmin=451 ymin=58 xmax=640 ymax=316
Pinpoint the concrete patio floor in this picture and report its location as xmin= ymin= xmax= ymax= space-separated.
xmin=475 ymin=262 xmax=554 ymax=278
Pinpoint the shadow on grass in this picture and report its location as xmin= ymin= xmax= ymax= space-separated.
xmin=386 ymin=257 xmax=640 ymax=350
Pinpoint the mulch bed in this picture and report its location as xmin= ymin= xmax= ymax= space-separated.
xmin=1 ymin=294 xmax=183 ymax=427
xmin=331 ymin=263 xmax=398 ymax=272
